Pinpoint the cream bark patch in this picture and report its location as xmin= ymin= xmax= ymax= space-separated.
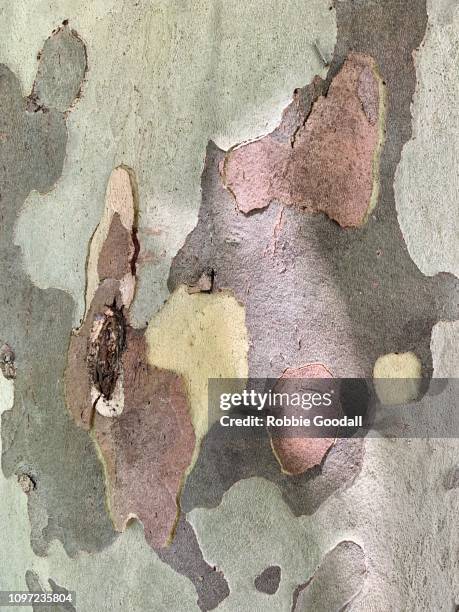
xmin=373 ymin=351 xmax=422 ymax=404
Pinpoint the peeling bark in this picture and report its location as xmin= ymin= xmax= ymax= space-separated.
xmin=1 ymin=2 xmax=458 ymax=610
xmin=65 ymin=166 xmax=195 ymax=548
xmin=222 ymin=53 xmax=385 ymax=227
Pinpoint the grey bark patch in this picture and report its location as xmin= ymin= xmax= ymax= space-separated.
xmin=1 ymin=33 xmax=115 ymax=556
xmin=291 ymin=541 xmax=366 ymax=611
xmin=0 ymin=64 xmax=66 ymax=198
xmin=31 ymin=25 xmax=87 ymax=113
xmin=444 ymin=466 xmax=459 ymax=490
xmin=47 ymin=579 xmax=75 ymax=612
xmin=155 ymin=514 xmax=230 ymax=611
xmin=254 ymin=565 xmax=281 ymax=595
xmin=180 ymin=421 xmax=364 ymax=516
xmin=25 ymin=570 xmax=41 ymax=591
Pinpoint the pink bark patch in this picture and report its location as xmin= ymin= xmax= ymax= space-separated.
xmin=222 ymin=53 xmax=383 ymax=227
xmin=269 ymin=363 xmax=336 ymax=475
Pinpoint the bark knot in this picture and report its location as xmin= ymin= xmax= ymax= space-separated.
xmin=87 ymin=302 xmax=126 ymax=400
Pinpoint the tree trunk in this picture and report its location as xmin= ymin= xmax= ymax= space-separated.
xmin=1 ymin=1 xmax=458 ymax=611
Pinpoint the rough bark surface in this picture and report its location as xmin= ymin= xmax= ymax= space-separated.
xmin=0 ymin=2 xmax=458 ymax=611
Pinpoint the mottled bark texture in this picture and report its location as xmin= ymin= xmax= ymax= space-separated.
xmin=65 ymin=167 xmax=195 ymax=549
xmin=1 ymin=1 xmax=458 ymax=611
xmin=1 ymin=25 xmax=117 ymax=557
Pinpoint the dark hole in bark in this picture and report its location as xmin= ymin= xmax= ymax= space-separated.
xmin=87 ymin=301 xmax=126 ymax=399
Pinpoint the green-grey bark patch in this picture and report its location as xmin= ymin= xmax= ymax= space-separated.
xmin=1 ymin=2 xmax=457 ymax=610
xmin=9 ymin=0 xmax=337 ymax=328
xmin=30 ymin=24 xmax=87 ymax=113
xmin=180 ymin=418 xmax=363 ymax=516
xmin=394 ymin=0 xmax=459 ymax=279
xmin=0 ymin=28 xmax=116 ymax=556
xmin=187 ymin=478 xmax=363 ymax=612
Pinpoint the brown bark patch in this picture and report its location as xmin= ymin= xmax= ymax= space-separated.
xmin=97 ymin=213 xmax=134 ymax=282
xmin=94 ymin=330 xmax=195 ymax=548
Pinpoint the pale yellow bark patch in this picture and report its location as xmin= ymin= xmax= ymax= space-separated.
xmin=373 ymin=351 xmax=422 ymax=404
